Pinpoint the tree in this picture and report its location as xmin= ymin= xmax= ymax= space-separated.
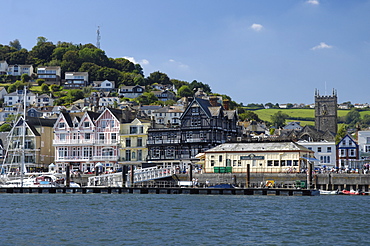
xmin=27 ymin=40 xmax=56 ymax=66
xmin=171 ymin=79 xmax=188 ymax=90
xmin=9 ymin=39 xmax=22 ymax=50
xmin=336 ymin=125 xmax=347 ymax=144
xmin=146 ymin=71 xmax=171 ymax=85
xmin=239 ymin=111 xmax=261 ymax=121
xmin=21 ymin=73 xmax=31 ymax=82
xmin=135 ymin=92 xmax=158 ymax=105
xmin=110 ymin=58 xmax=135 ymax=72
xmin=0 ymin=123 xmax=11 ymax=132
xmin=41 ymin=84 xmax=50 ymax=93
xmin=270 ymin=111 xmax=289 ymax=128
xmin=7 ymin=48 xmax=28 ymax=64
xmin=177 ymin=85 xmax=193 ymax=98
xmin=189 ymin=80 xmax=211 ymax=94
xmin=345 ymin=108 xmax=361 ymax=127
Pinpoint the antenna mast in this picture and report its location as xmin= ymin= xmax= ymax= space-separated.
xmin=96 ymin=26 xmax=101 ymax=49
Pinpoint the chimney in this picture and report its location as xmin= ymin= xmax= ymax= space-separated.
xmin=209 ymin=96 xmax=218 ymax=107
xmin=223 ymin=99 xmax=230 ymax=110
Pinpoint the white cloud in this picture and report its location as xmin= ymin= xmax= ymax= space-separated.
xmin=250 ymin=23 xmax=263 ymax=32
xmin=306 ymin=0 xmax=319 ymax=5
xmin=311 ymin=42 xmax=333 ymax=50
xmin=122 ymin=56 xmax=149 ymax=66
xmin=169 ymin=59 xmax=189 ymax=69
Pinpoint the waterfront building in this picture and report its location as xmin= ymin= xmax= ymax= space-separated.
xmin=203 ymin=141 xmax=314 ymax=173
xmin=336 ymin=134 xmax=359 ymax=168
xmin=147 ymin=96 xmax=239 ymax=166
xmin=5 ymin=116 xmax=56 ymax=171
xmin=119 ymin=118 xmax=151 ymax=166
xmin=357 ymin=130 xmax=370 ymax=159
xmin=153 ymin=106 xmax=183 ymax=125
xmin=53 ymin=108 xmax=137 ymax=172
xmin=297 ymin=140 xmax=336 ymax=168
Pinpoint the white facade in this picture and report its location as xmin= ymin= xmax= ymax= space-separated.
xmin=7 ymin=65 xmax=34 ymax=76
xmin=4 ymin=90 xmax=37 ymax=107
xmin=0 ymin=61 xmax=8 ymax=74
xmin=298 ymin=140 xmax=336 ymax=168
xmin=98 ymin=97 xmax=120 ymax=107
xmin=357 ymin=131 xmax=370 ymax=159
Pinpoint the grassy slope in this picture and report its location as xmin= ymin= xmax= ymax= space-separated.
xmin=251 ymin=108 xmax=367 ymax=126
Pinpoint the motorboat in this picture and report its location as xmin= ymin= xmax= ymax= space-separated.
xmin=340 ymin=189 xmax=365 ymax=195
xmin=1 ymin=174 xmax=62 ymax=188
xmin=319 ymin=189 xmax=339 ymax=195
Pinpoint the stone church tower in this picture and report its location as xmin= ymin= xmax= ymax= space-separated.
xmin=315 ymin=89 xmax=337 ymax=134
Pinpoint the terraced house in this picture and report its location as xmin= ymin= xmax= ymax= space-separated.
xmin=53 ymin=108 xmax=137 ymax=172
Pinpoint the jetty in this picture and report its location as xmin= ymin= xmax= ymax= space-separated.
xmin=0 ymin=187 xmax=319 ymax=196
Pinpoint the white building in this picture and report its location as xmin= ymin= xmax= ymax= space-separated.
xmin=4 ymin=90 xmax=36 ymax=107
xmin=297 ymin=140 xmax=336 ymax=168
xmin=7 ymin=65 xmax=34 ymax=76
xmin=357 ymin=131 xmax=370 ymax=159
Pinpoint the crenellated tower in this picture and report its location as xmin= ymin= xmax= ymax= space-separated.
xmin=315 ymin=88 xmax=337 ymax=134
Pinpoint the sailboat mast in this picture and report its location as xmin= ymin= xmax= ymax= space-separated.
xmin=20 ymin=86 xmax=27 ymax=187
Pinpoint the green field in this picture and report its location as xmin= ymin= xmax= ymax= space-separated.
xmin=251 ymin=108 xmax=369 ymax=126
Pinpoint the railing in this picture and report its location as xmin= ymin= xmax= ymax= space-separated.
xmin=55 ymin=156 xmax=118 ymax=162
xmin=53 ymin=139 xmax=119 ymax=145
xmin=87 ymin=166 xmax=176 ymax=187
xmin=131 ymin=166 xmax=175 ymax=183
xmin=88 ymin=173 xmax=122 ymax=187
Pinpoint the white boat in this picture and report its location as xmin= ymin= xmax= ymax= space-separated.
xmin=1 ymin=174 xmax=61 ymax=188
xmin=319 ymin=189 xmax=339 ymax=195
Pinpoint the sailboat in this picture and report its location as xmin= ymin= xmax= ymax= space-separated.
xmin=0 ymin=86 xmax=64 ymax=187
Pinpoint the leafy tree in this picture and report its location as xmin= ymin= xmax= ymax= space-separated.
xmin=9 ymin=39 xmax=22 ymax=50
xmin=286 ymin=103 xmax=294 ymax=109
xmin=79 ymin=47 xmax=108 ymax=67
xmin=146 ymin=71 xmax=171 ymax=85
xmin=177 ymin=85 xmax=193 ymax=98
xmin=7 ymin=81 xmax=26 ymax=93
xmin=110 ymin=58 xmax=135 ymax=72
xmin=79 ymin=62 xmax=101 ymax=82
xmin=50 ymin=84 xmax=60 ymax=92
xmin=21 ymin=73 xmax=31 ymax=82
xmin=239 ymin=111 xmax=261 ymax=121
xmin=361 ymin=114 xmax=370 ymax=128
xmin=0 ymin=123 xmax=11 ymax=132
xmin=135 ymin=92 xmax=158 ymax=105
xmin=270 ymin=111 xmax=289 ymax=128
xmin=41 ymin=83 xmax=50 ymax=93
xmin=171 ymin=79 xmax=188 ymax=90
xmin=65 ymin=89 xmax=84 ymax=104
xmin=336 ymin=125 xmax=347 ymax=144
xmin=189 ymin=80 xmax=211 ymax=94
xmin=27 ymin=40 xmax=56 ymax=66
xmin=96 ymin=67 xmax=121 ymax=82
xmin=345 ymin=108 xmax=361 ymax=127
xmin=7 ymin=48 xmax=28 ymax=64
xmin=36 ymin=36 xmax=48 ymax=46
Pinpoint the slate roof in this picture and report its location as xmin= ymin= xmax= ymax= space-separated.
xmin=206 ymin=142 xmax=312 ymax=153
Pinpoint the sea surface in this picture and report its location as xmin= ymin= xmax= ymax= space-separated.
xmin=0 ymin=193 xmax=369 ymax=246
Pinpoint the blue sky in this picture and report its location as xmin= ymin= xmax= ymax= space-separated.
xmin=2 ymin=0 xmax=370 ymax=105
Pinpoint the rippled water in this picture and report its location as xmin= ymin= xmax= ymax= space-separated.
xmin=0 ymin=194 xmax=369 ymax=245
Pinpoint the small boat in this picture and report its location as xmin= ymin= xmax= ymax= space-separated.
xmin=319 ymin=189 xmax=339 ymax=195
xmin=1 ymin=174 xmax=62 ymax=188
xmin=340 ymin=189 xmax=365 ymax=195
xmin=208 ymin=184 xmax=236 ymax=189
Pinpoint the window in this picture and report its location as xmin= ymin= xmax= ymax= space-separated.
xmin=327 ymin=147 xmax=332 ymax=153
xmin=130 ymin=126 xmax=137 ymax=134
xmin=191 ymin=117 xmax=201 ymax=126
xmin=132 ymin=151 xmax=136 ymax=160
xmin=125 ymin=150 xmax=131 ymax=161
xmin=111 ymin=133 xmax=117 ymax=142
xmin=340 ymin=149 xmax=345 ymax=157
xmin=287 ymin=160 xmax=292 ymax=166
xmin=166 ymin=147 xmax=175 ymax=158
xmin=281 ymin=160 xmax=286 ymax=166
xmin=211 ymin=160 xmax=215 ymax=166
xmin=85 ymin=133 xmax=90 ymax=140
xmin=267 ymin=160 xmax=273 ymax=166
xmin=84 ymin=122 xmax=90 ymax=128
xmin=238 ymin=160 xmax=242 ymax=166
xmin=59 ymin=123 xmax=65 ymax=128
xmin=126 ymin=138 xmax=131 ymax=147
xmin=60 ymin=133 xmax=66 ymax=141
xmin=137 ymin=150 xmax=142 ymax=161
xmin=274 ymin=160 xmax=279 ymax=166
xmin=366 ymin=137 xmax=370 ymax=144
xmin=152 ymin=148 xmax=160 ymax=159
xmin=99 ymin=133 xmax=105 ymax=140
xmin=365 ymin=146 xmax=370 ymax=153
xmin=317 ymin=147 xmax=322 ymax=153
xmin=83 ymin=147 xmax=92 ymax=158
xmin=350 ymin=149 xmax=355 ymax=156
xmin=219 ymin=155 xmax=222 ymax=162
xmin=137 ymin=137 xmax=143 ymax=147
xmin=102 ymin=121 xmax=106 ymax=128
xmin=233 ymin=160 xmax=237 ymax=166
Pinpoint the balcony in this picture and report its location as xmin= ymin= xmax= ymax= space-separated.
xmin=147 ymin=139 xmax=180 ymax=145
xmin=55 ymin=155 xmax=119 ymax=162
xmin=53 ymin=139 xmax=119 ymax=146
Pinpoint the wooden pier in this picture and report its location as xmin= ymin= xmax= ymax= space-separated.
xmin=0 ymin=187 xmax=320 ymax=196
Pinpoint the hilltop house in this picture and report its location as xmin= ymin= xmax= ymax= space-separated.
xmin=37 ymin=66 xmax=61 ymax=85
xmin=7 ymin=64 xmax=34 ymax=77
xmin=64 ymin=72 xmax=89 ymax=89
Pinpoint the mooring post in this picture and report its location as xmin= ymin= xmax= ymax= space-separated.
xmin=189 ymin=163 xmax=193 ymax=182
xmin=246 ymin=164 xmax=250 ymax=188
xmin=122 ymin=165 xmax=127 ymax=187
xmin=130 ymin=165 xmax=135 ymax=187
xmin=66 ymin=165 xmax=70 ymax=187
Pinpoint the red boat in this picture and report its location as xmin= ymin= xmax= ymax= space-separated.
xmin=341 ymin=189 xmax=365 ymax=195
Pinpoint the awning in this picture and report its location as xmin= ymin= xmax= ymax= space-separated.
xmin=301 ymin=157 xmax=320 ymax=162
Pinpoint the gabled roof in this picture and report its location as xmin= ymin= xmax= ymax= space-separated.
xmin=206 ymin=142 xmax=312 ymax=153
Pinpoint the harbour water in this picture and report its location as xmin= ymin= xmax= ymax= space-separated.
xmin=0 ymin=194 xmax=369 ymax=246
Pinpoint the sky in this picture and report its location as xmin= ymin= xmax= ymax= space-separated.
xmin=2 ymin=0 xmax=370 ymax=105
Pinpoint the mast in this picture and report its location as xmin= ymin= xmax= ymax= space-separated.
xmin=20 ymin=86 xmax=27 ymax=187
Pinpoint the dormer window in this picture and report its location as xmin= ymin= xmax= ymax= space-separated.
xmin=84 ymin=122 xmax=90 ymax=128
xmin=59 ymin=123 xmax=65 ymax=128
